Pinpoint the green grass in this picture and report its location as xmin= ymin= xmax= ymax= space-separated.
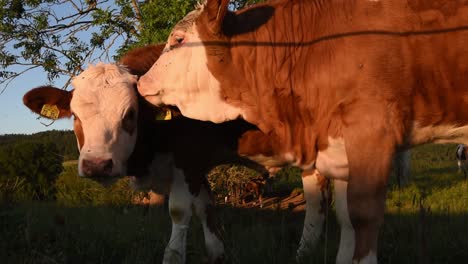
xmin=1 ymin=144 xmax=467 ymax=263
xmin=62 ymin=160 xmax=78 ymax=168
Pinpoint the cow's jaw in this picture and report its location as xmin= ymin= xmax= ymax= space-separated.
xmin=71 ymin=64 xmax=138 ymax=180
xmin=138 ymin=27 xmax=244 ymax=123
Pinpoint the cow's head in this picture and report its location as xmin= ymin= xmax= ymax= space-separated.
xmin=138 ymin=0 xmax=272 ymax=123
xmin=23 ymin=64 xmax=139 ymax=182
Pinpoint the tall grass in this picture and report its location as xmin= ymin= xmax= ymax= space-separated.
xmin=0 ymin=144 xmax=467 ymax=263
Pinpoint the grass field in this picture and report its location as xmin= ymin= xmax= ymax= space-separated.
xmin=1 ymin=144 xmax=467 ymax=263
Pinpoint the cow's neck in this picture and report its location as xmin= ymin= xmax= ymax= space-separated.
xmin=126 ymin=95 xmax=165 ymax=178
xmin=203 ymin=1 xmax=340 ymax=166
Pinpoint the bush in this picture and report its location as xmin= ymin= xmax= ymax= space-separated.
xmin=0 ymin=176 xmax=35 ymax=204
xmin=0 ymin=141 xmax=63 ymax=201
xmin=208 ymin=164 xmax=263 ymax=204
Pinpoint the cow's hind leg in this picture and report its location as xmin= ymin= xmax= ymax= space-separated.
xmin=296 ymin=169 xmax=329 ymax=260
xmin=164 ymin=167 xmax=193 ymax=264
xmin=193 ymin=183 xmax=225 ymax=263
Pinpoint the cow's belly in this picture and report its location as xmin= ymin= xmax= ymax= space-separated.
xmin=316 ymin=137 xmax=349 ymax=181
xmin=410 ymin=124 xmax=468 ymax=145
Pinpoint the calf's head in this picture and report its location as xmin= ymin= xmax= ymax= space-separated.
xmin=23 ymin=64 xmax=139 ymax=181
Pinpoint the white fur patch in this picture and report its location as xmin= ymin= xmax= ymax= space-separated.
xmin=138 ymin=27 xmax=245 ymax=123
xmin=296 ymin=170 xmax=325 ymax=259
xmin=71 ymin=63 xmax=138 ymax=177
xmin=316 ymin=137 xmax=349 ymax=180
xmin=165 ymin=167 xmax=193 ymax=264
xmin=334 ymin=179 xmax=356 ymax=264
xmin=193 ymin=186 xmax=225 ymax=262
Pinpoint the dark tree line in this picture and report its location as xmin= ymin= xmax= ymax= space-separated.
xmin=0 ymin=130 xmax=78 ymax=161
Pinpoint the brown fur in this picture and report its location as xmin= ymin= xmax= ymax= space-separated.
xmin=23 ymin=86 xmax=73 ymax=118
xmin=194 ymin=0 xmax=468 ymax=165
xmin=73 ymin=116 xmax=84 ymax=150
xmin=161 ymin=0 xmax=468 ymax=261
xmin=119 ymin=44 xmax=166 ymax=77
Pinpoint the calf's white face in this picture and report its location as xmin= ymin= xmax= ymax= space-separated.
xmin=23 ymin=63 xmax=139 ymax=180
xmin=71 ymin=64 xmax=138 ymax=178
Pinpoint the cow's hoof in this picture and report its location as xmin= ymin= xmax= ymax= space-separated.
xmin=162 ymin=247 xmax=184 ymax=264
xmin=202 ymin=254 xmax=225 ymax=264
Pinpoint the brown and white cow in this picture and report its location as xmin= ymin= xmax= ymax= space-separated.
xmin=23 ymin=44 xmax=270 ymax=264
xmin=138 ymin=0 xmax=468 ymax=263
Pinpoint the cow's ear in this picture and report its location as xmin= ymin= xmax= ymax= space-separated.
xmin=205 ymin=0 xmax=230 ymax=34
xmin=119 ymin=44 xmax=165 ymax=76
xmin=23 ymin=86 xmax=73 ymax=119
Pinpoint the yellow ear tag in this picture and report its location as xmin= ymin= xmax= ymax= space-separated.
xmin=40 ymin=104 xmax=60 ymax=120
xmin=163 ymin=109 xmax=172 ymax=120
xmin=155 ymin=109 xmax=172 ymax=121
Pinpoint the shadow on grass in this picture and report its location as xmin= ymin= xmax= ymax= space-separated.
xmin=0 ymin=202 xmax=467 ymax=264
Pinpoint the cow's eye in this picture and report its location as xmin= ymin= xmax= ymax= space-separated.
xmin=170 ymin=32 xmax=185 ymax=48
xmin=124 ymin=109 xmax=135 ymax=121
xmin=175 ymin=35 xmax=184 ymax=44
xmin=122 ymin=108 xmax=136 ymax=135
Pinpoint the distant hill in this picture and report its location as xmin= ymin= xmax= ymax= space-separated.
xmin=0 ymin=130 xmax=78 ymax=161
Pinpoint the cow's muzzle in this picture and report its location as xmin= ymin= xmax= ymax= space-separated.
xmin=82 ymin=158 xmax=114 ymax=178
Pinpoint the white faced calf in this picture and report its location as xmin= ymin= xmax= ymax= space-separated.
xmin=23 ymin=61 xmax=227 ymax=263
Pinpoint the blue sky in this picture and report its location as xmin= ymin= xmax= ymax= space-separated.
xmin=0 ymin=68 xmax=72 ymax=135
xmin=0 ymin=2 xmax=121 ymax=135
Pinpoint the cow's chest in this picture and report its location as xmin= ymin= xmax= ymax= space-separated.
xmin=130 ymin=152 xmax=174 ymax=194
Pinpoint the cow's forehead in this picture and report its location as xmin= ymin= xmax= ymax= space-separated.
xmin=72 ymin=63 xmax=136 ymax=91
xmin=173 ymin=1 xmax=205 ymax=32
xmin=70 ymin=63 xmax=137 ymax=117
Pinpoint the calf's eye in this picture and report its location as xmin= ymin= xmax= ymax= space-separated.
xmin=122 ymin=108 xmax=136 ymax=135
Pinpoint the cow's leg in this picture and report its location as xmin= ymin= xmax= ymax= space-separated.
xmin=393 ymin=149 xmax=411 ymax=187
xmin=343 ymin=121 xmax=395 ymax=264
xmin=193 ymin=183 xmax=225 ymax=264
xmin=164 ymin=167 xmax=193 ymax=264
xmin=296 ymin=169 xmax=328 ymax=259
xmin=258 ymin=192 xmax=263 ymax=208
xmin=334 ymin=179 xmax=355 ymax=264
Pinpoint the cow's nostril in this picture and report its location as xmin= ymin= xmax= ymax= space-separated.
xmin=101 ymin=159 xmax=113 ymax=175
xmin=82 ymin=159 xmax=93 ymax=176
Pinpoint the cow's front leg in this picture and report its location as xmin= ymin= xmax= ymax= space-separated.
xmin=193 ymin=184 xmax=225 ymax=264
xmin=296 ymin=169 xmax=329 ymax=260
xmin=164 ymin=168 xmax=192 ymax=264
xmin=334 ymin=179 xmax=355 ymax=264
